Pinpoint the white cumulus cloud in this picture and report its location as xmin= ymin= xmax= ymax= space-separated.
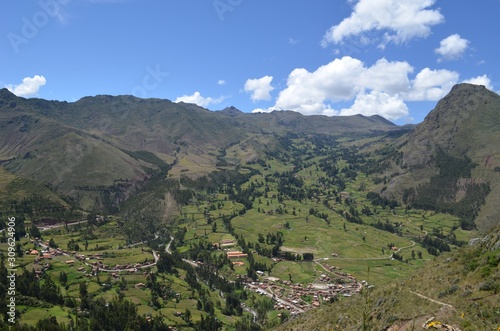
xmin=339 ymin=91 xmax=409 ymax=121
xmin=263 ymin=56 xmax=462 ymax=121
xmin=406 ymin=68 xmax=459 ymax=101
xmin=435 ymin=34 xmax=470 ymax=62
xmin=244 ymin=76 xmax=274 ymax=102
xmin=251 ymin=107 xmax=274 ymax=114
xmin=462 ymin=75 xmax=493 ymax=91
xmin=273 ymin=56 xmax=413 ymax=116
xmin=217 ymin=80 xmax=226 ymax=85
xmin=5 ymin=75 xmax=47 ymax=97
xmin=175 ymin=91 xmax=225 ymax=108
xmin=322 ymin=0 xmax=444 ymax=47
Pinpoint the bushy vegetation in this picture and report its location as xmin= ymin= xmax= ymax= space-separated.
xmin=408 ymin=149 xmax=490 ymax=230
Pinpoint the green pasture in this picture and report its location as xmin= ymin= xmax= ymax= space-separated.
xmin=270 ymin=260 xmax=318 ymax=284
xmin=18 ymin=305 xmax=72 ymax=326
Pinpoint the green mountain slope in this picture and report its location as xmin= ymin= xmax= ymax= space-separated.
xmin=379 ymin=84 xmax=500 ymax=231
xmin=0 ymin=88 xmax=400 ymax=212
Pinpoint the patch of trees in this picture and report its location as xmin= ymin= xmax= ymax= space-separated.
xmin=156 ymin=251 xmax=177 ymax=274
xmin=309 ymin=207 xmax=330 ymax=224
xmin=374 ymin=146 xmax=397 ymax=156
xmin=196 ymin=262 xmax=247 ymax=315
xmin=318 ymin=159 xmax=339 ymax=178
xmin=146 ymin=272 xmax=177 ymax=309
xmin=339 ymin=146 xmax=364 ymax=167
xmin=418 ymin=235 xmax=451 ymax=256
xmin=12 ymin=296 xmax=170 ymax=331
xmin=254 ymin=231 xmax=289 ymax=260
xmin=223 ymin=292 xmax=244 ymax=316
xmin=122 ymin=213 xmax=161 ymax=244
xmin=310 ymin=134 xmax=338 ymax=151
xmin=392 ymin=252 xmax=403 ymax=261
xmin=409 ymin=149 xmax=490 ymax=230
xmin=341 ymin=167 xmax=358 ymax=181
xmin=392 ymin=151 xmax=405 ymax=168
xmin=361 ymin=205 xmax=373 ymax=215
xmin=225 ymin=188 xmax=253 ymax=211
xmin=275 ymin=171 xmax=306 ymax=202
xmin=278 ymin=251 xmax=301 ymax=261
xmin=302 ymin=252 xmax=314 ymax=261
xmin=361 ymin=160 xmax=391 ymax=175
xmin=0 ymin=216 xmax=26 ymax=241
xmin=195 ymin=315 xmax=222 ymax=331
xmin=342 ymin=206 xmax=362 ymax=225
xmin=171 ymin=186 xmax=194 ymax=205
xmin=12 ymin=267 xmax=64 ymax=305
xmin=0 ymin=195 xmax=80 ymax=226
xmin=196 ymin=291 xmax=215 ymax=315
xmin=366 ymin=192 xmax=398 ymax=209
xmin=247 ymin=158 xmax=269 ymax=168
xmin=373 ymin=220 xmax=396 ymax=233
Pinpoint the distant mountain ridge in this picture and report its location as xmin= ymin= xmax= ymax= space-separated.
xmin=0 ymin=88 xmax=401 ymax=211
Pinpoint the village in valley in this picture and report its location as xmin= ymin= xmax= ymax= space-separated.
xmin=25 ymin=226 xmax=365 ymax=320
xmin=0 ymin=132 xmax=473 ymax=330
xmin=219 ymin=239 xmax=363 ymax=316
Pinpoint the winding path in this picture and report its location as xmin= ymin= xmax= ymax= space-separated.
xmin=163 ymin=236 xmax=198 ymax=268
xmin=410 ymin=291 xmax=454 ymax=309
xmin=39 ymin=220 xmax=88 ymax=232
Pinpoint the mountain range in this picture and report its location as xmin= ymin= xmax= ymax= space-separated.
xmin=0 ymin=87 xmax=402 ymax=212
xmin=1 ymin=83 xmax=500 ymax=330
xmin=2 ymin=83 xmax=499 ymax=231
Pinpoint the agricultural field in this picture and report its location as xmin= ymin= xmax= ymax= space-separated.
xmin=0 ymin=133 xmax=477 ymax=330
xmin=174 ymin=135 xmax=471 ymax=289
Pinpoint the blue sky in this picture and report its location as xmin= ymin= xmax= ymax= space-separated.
xmin=1 ymin=0 xmax=499 ymax=124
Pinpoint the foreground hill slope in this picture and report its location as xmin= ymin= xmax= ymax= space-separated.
xmin=272 ymin=226 xmax=500 ymax=331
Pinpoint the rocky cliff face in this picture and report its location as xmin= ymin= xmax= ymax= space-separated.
xmin=401 ymin=84 xmax=499 ymax=167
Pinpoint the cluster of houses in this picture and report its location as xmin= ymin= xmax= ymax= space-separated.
xmin=219 ymin=240 xmax=250 ymax=265
xmin=26 ymin=233 xmax=364 ymax=319
xmin=244 ymin=265 xmax=363 ymax=316
xmin=27 ymin=238 xmax=155 ymax=276
xmin=213 ymin=237 xmax=364 ymax=316
xmin=27 ymin=247 xmax=65 ymax=261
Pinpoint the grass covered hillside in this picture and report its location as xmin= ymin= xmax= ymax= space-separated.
xmin=370 ymin=84 xmax=500 ymax=231
xmin=0 ymin=88 xmax=400 ymax=213
xmin=272 ymin=226 xmax=500 ymax=331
